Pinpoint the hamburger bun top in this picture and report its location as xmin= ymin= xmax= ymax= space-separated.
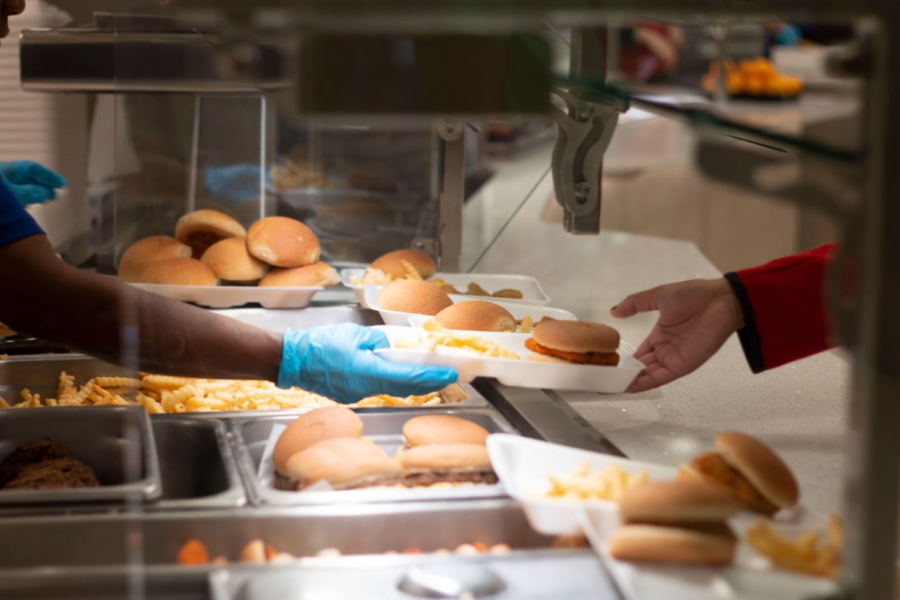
xmin=369 ymin=249 xmax=437 ymax=280
xmin=259 ymin=262 xmax=340 ymax=288
xmin=284 ymin=438 xmax=401 ymax=489
xmin=376 ymin=280 xmax=453 ymax=315
xmin=397 ymin=443 xmax=492 ymax=471
xmin=608 ymin=524 xmax=736 ymax=566
xmin=200 ymin=237 xmax=270 ymax=282
xmin=174 ymin=209 xmax=247 ymax=257
xmin=715 ymin=431 xmax=799 ymax=509
xmin=531 ymin=320 xmax=620 ymax=354
xmin=402 ymin=415 xmax=490 ymax=447
xmin=138 ymin=258 xmax=217 ymax=286
xmin=118 ymin=236 xmax=192 ymax=283
xmin=434 ymin=301 xmax=516 ymax=333
xmin=273 ymin=406 xmax=363 ymax=474
xmin=618 ymin=481 xmax=741 ymax=523
xmin=247 ymin=217 xmax=321 ymax=268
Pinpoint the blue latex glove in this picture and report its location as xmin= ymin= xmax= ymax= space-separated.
xmin=0 ymin=161 xmax=67 ymax=206
xmin=773 ymin=25 xmax=801 ymax=47
xmin=204 ymin=164 xmax=271 ymax=205
xmin=278 ymin=324 xmax=458 ymax=404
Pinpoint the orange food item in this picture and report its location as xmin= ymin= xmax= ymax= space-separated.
xmin=177 ymin=539 xmax=210 ymax=565
xmin=704 ymin=58 xmax=802 ymax=97
xmin=472 ymin=542 xmax=489 ymax=553
xmin=265 ymin=544 xmax=278 ymax=560
xmin=402 ymin=547 xmax=423 ymax=554
xmin=525 ymin=338 xmax=620 ymax=366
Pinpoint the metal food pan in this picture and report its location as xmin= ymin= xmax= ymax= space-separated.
xmin=232 ymin=409 xmax=515 ymax=505
xmin=0 ymin=406 xmax=161 ymax=504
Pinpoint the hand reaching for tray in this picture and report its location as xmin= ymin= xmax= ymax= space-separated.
xmin=278 ymin=324 xmax=458 ymax=403
xmin=610 ymin=279 xmax=743 ymax=393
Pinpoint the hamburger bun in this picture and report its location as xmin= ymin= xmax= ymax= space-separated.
xmin=396 ymin=443 xmax=492 ymax=471
xmin=618 ymin=481 xmax=741 ymax=523
xmin=434 ymin=301 xmax=516 ymax=333
xmin=283 ymin=438 xmax=401 ymax=490
xmin=273 ymin=406 xmax=363 ymax=474
xmin=402 ymin=415 xmax=490 ymax=447
xmin=200 ymin=237 xmax=270 ymax=282
xmin=247 ymin=216 xmax=321 ymax=268
xmin=376 ymin=280 xmax=453 ymax=315
xmin=174 ymin=209 xmax=247 ymax=257
xmin=526 ymin=320 xmax=621 ymax=366
xmin=715 ymin=431 xmax=799 ymax=510
xmin=369 ymin=249 xmax=437 ymax=280
xmin=259 ymin=262 xmax=340 ymax=288
xmin=118 ymin=236 xmax=192 ymax=283
xmin=609 ymin=524 xmax=736 ymax=565
xmin=685 ymin=452 xmax=780 ymax=514
xmin=138 ymin=258 xmax=217 ymax=286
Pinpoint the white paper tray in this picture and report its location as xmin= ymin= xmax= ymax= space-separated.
xmin=342 ymin=269 xmax=551 ymax=307
xmin=487 ymin=435 xmax=675 ymax=536
xmin=375 ymin=326 xmax=642 ymax=394
xmin=365 ymin=287 xmax=574 ymax=327
xmin=131 ymin=283 xmax=323 ymax=309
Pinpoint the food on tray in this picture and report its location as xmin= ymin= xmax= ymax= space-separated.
xmin=270 ymin=160 xmax=328 ymax=191
xmin=517 ymin=315 xmax=535 ymax=334
xmin=525 ymin=320 xmax=620 ymax=366
xmin=402 ymin=415 xmax=489 ymax=447
xmin=200 ymin=237 xmax=270 ymax=283
xmin=273 ymin=406 xmax=363 ymax=474
xmin=432 ymin=301 xmax=516 ymax=333
xmin=240 ymin=539 xmax=279 ymax=564
xmin=175 ymin=209 xmax=247 ymax=257
xmin=354 ymin=249 xmax=437 ymax=285
xmin=609 ymin=481 xmax=741 ymax=566
xmin=0 ymin=440 xmax=99 ymax=490
xmin=377 ymin=279 xmax=454 ymax=315
xmin=278 ymin=438 xmax=402 ymax=491
xmin=0 ymin=372 xmax=464 ymax=413
xmin=745 ymin=516 xmax=841 ymax=579
xmin=701 ymin=58 xmax=803 ymax=98
xmin=118 ymin=236 xmax=192 ymax=283
xmin=177 ymin=539 xmax=211 ymax=565
xmin=138 ymin=258 xmax=218 ymax=287
xmin=397 ymin=444 xmax=497 ymax=486
xmin=678 ymin=431 xmax=799 ymax=515
xmin=545 ymin=461 xmax=648 ymax=502
xmin=259 ymin=262 xmax=340 ymax=288
xmin=398 ymin=321 xmax=520 ymax=359
xmin=247 ymin=216 xmax=321 ymax=268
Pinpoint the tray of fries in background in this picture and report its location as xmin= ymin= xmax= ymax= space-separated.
xmin=373 ymin=325 xmax=644 ymax=393
xmin=343 ymin=271 xmax=551 ymax=308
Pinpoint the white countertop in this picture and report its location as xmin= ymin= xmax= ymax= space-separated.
xmin=463 ymin=144 xmax=850 ymax=516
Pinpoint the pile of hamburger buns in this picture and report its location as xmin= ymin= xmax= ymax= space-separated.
xmin=118 ymin=209 xmax=340 ymax=288
xmin=272 ymin=407 xmax=496 ymax=491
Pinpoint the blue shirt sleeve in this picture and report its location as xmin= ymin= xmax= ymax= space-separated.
xmin=0 ymin=178 xmax=43 ymax=247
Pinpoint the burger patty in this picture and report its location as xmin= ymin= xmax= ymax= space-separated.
xmin=624 ymin=519 xmax=736 ymax=541
xmin=0 ymin=440 xmax=72 ymax=487
xmin=4 ymin=458 xmax=99 ymax=490
xmin=692 ymin=452 xmax=779 ymax=515
xmin=525 ymin=338 xmax=619 ymax=366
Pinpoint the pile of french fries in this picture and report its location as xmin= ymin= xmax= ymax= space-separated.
xmin=746 ymin=516 xmax=842 ymax=579
xmin=546 ymin=461 xmax=649 ymax=502
xmin=400 ymin=320 xmax=519 ymax=359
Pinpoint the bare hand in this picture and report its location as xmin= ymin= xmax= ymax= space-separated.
xmin=610 ymin=279 xmax=744 ymax=393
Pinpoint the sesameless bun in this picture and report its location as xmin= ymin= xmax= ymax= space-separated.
xmin=247 ymin=217 xmax=321 ymax=268
xmin=200 ymin=237 xmax=270 ymax=283
xmin=175 ymin=209 xmax=247 ymax=257
xmin=369 ymin=249 xmax=437 ymax=280
xmin=618 ymin=481 xmax=741 ymax=523
xmin=532 ymin=320 xmax=620 ymax=354
xmin=402 ymin=415 xmax=490 ymax=447
xmin=714 ymin=431 xmax=799 ymax=510
xmin=434 ymin=301 xmax=516 ymax=333
xmin=118 ymin=236 xmax=192 ymax=282
xmin=609 ymin=524 xmax=736 ymax=565
xmin=396 ymin=443 xmax=492 ymax=471
xmin=273 ymin=406 xmax=363 ymax=474
xmin=376 ymin=280 xmax=453 ymax=315
xmin=283 ymin=438 xmax=401 ymax=490
xmin=259 ymin=262 xmax=340 ymax=288
xmin=138 ymin=258 xmax=217 ymax=286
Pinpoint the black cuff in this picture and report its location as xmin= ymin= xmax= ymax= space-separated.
xmin=724 ymin=272 xmax=766 ymax=374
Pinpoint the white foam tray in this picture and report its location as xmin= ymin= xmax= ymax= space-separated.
xmin=131 ymin=283 xmax=323 ymax=309
xmin=365 ymin=287 xmax=574 ymax=327
xmin=375 ymin=327 xmax=642 ymax=394
xmin=342 ymin=269 xmax=550 ymax=307
xmin=486 ymin=435 xmax=675 ymax=536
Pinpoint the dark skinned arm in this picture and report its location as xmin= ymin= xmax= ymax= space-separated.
xmin=0 ymin=234 xmax=282 ymax=380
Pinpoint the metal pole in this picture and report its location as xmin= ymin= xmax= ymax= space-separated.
xmin=259 ymin=95 xmax=268 ymax=221
xmin=187 ymin=95 xmax=201 ymax=212
xmin=438 ymin=122 xmax=464 ymax=272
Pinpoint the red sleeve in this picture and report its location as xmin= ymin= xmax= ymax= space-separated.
xmin=724 ymin=244 xmax=836 ymax=373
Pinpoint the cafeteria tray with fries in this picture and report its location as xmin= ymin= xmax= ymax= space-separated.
xmin=131 ymin=282 xmax=326 ymax=310
xmin=373 ymin=325 xmax=645 ymax=393
xmin=231 ymin=409 xmax=515 ymax=506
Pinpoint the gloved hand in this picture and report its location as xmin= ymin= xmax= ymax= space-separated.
xmin=204 ymin=164 xmax=270 ymax=205
xmin=278 ymin=324 xmax=458 ymax=404
xmin=0 ymin=161 xmax=67 ymax=205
